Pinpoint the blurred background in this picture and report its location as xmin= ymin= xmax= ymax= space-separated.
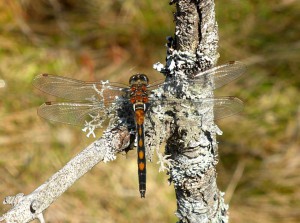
xmin=0 ymin=0 xmax=299 ymax=222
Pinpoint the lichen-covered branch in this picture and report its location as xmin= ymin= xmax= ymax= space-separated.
xmin=0 ymin=127 xmax=130 ymax=223
xmin=173 ymin=0 xmax=199 ymax=53
xmin=154 ymin=0 xmax=228 ymax=222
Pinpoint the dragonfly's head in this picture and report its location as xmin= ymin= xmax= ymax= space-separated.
xmin=129 ymin=74 xmax=149 ymax=86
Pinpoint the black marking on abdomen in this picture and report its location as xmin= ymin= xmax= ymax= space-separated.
xmin=137 ymin=123 xmax=146 ymax=198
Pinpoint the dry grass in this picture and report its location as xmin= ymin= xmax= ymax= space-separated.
xmin=0 ymin=0 xmax=300 ymax=222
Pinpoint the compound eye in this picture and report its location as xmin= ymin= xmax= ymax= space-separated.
xmin=129 ymin=75 xmax=137 ymax=85
xmin=140 ymin=74 xmax=149 ymax=83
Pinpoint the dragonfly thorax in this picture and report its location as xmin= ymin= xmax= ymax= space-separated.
xmin=129 ymin=74 xmax=149 ymax=110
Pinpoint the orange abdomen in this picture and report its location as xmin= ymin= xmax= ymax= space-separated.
xmin=135 ymin=109 xmax=145 ymax=125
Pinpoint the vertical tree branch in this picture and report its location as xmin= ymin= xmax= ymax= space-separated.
xmin=172 ymin=0 xmax=219 ymax=68
xmin=164 ymin=0 xmax=227 ymax=222
xmin=173 ymin=1 xmax=199 ymax=53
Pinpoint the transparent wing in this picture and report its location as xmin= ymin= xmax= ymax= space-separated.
xmin=37 ymin=102 xmax=108 ymax=127
xmin=33 ymin=74 xmax=130 ymax=103
xmin=150 ymin=96 xmax=243 ymax=121
xmin=147 ymin=78 xmax=166 ymax=90
xmin=193 ymin=61 xmax=246 ymax=90
xmin=146 ymin=61 xmax=246 ymax=92
xmin=210 ymin=96 xmax=244 ymax=120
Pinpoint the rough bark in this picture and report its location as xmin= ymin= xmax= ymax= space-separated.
xmin=165 ymin=0 xmax=228 ymax=222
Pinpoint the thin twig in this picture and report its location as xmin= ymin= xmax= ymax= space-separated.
xmin=0 ymin=127 xmax=130 ymax=222
xmin=225 ymin=159 xmax=246 ymax=204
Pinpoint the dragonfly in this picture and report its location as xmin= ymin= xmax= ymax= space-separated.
xmin=33 ymin=61 xmax=246 ymax=198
